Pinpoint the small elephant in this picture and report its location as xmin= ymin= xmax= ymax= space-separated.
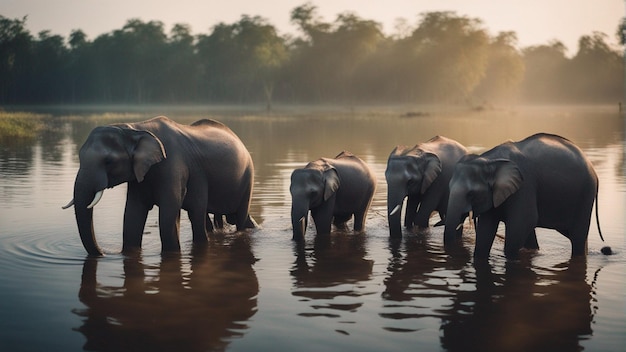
xmin=444 ymin=133 xmax=604 ymax=259
xmin=385 ymin=136 xmax=467 ymax=237
xmin=63 ymin=116 xmax=255 ymax=255
xmin=290 ymin=151 xmax=376 ymax=241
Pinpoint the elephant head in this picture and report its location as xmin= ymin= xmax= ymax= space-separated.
xmin=63 ymin=125 xmax=166 ymax=255
xmin=289 ymin=166 xmax=340 ymax=240
xmin=443 ymin=156 xmax=523 ymax=243
xmin=385 ymin=146 xmax=442 ymax=237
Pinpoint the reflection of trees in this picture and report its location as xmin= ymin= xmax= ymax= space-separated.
xmin=290 ymin=233 xmax=373 ymax=320
xmin=440 ymin=258 xmax=593 ymax=352
xmin=73 ymin=234 xmax=258 ymax=352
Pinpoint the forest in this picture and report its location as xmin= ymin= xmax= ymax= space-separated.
xmin=0 ymin=3 xmax=623 ymax=106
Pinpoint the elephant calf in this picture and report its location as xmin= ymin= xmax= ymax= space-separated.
xmin=63 ymin=116 xmax=255 ymax=255
xmin=290 ymin=151 xmax=376 ymax=240
xmin=385 ymin=136 xmax=467 ymax=237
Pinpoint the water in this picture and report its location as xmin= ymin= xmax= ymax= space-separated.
xmin=0 ymin=105 xmax=624 ymax=351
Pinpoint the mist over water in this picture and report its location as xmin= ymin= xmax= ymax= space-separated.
xmin=0 ymin=105 xmax=624 ymax=351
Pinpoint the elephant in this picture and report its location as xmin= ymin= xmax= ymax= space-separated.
xmin=443 ymin=133 xmax=605 ymax=259
xmin=385 ymin=136 xmax=467 ymax=237
xmin=290 ymin=151 xmax=376 ymax=241
xmin=63 ymin=116 xmax=255 ymax=256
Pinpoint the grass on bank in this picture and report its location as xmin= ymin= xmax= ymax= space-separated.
xmin=0 ymin=111 xmax=48 ymax=141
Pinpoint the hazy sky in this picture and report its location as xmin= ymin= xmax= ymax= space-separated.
xmin=1 ymin=0 xmax=623 ymax=54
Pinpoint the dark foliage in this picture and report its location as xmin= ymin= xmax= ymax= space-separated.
xmin=0 ymin=5 xmax=622 ymax=105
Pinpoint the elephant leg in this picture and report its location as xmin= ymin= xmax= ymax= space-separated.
xmin=159 ymin=207 xmax=182 ymax=252
xmin=187 ymin=208 xmax=209 ymax=244
xmin=311 ymin=198 xmax=335 ymax=235
xmin=523 ymin=229 xmax=539 ymax=250
xmin=503 ymin=222 xmax=535 ymax=260
xmin=214 ymin=214 xmax=224 ymax=229
xmin=234 ymin=183 xmax=253 ymax=231
xmin=561 ymin=227 xmax=589 ymax=257
xmin=415 ymin=195 xmax=439 ymax=228
xmin=474 ymin=214 xmax=499 ymax=259
xmin=205 ymin=214 xmax=215 ymax=232
xmin=404 ymin=196 xmax=419 ymax=228
xmin=567 ymin=201 xmax=594 ymax=256
xmin=333 ymin=213 xmax=351 ymax=231
xmin=122 ymin=186 xmax=151 ymax=253
xmin=353 ymin=210 xmax=367 ymax=232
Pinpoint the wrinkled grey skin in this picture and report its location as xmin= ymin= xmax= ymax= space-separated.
xmin=290 ymin=151 xmax=376 ymax=241
xmin=385 ymin=136 xmax=467 ymax=238
xmin=64 ymin=116 xmax=255 ymax=256
xmin=444 ymin=133 xmax=603 ymax=259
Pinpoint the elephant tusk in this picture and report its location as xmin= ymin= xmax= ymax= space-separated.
xmin=389 ymin=204 xmax=401 ymax=216
xmin=456 ymin=222 xmax=464 ymax=231
xmin=87 ymin=190 xmax=104 ymax=209
xmin=299 ymin=216 xmax=306 ymax=236
xmin=61 ymin=199 xmax=75 ymax=209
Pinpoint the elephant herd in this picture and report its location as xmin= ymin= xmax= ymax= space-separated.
xmin=64 ymin=116 xmax=609 ymax=259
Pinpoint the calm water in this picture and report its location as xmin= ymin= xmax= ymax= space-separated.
xmin=0 ymin=105 xmax=624 ymax=351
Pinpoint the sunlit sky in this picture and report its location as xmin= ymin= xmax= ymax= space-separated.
xmin=2 ymin=0 xmax=624 ymax=55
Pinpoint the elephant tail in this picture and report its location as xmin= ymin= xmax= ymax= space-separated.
xmin=595 ymin=187 xmax=604 ymax=242
xmin=595 ymin=185 xmax=613 ymax=255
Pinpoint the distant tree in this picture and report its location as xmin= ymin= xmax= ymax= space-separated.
xmin=67 ymin=29 xmax=92 ymax=102
xmin=0 ymin=15 xmax=33 ymax=103
xmin=474 ymin=31 xmax=525 ymax=104
xmin=520 ymin=40 xmax=569 ymax=102
xmin=568 ymin=32 xmax=622 ymax=102
xmin=119 ymin=19 xmax=168 ymax=102
xmin=31 ymin=30 xmax=69 ymax=102
xmin=163 ymin=23 xmax=199 ymax=102
xmin=197 ymin=15 xmax=287 ymax=106
xmin=409 ymin=11 xmax=490 ymax=103
xmin=287 ymin=4 xmax=383 ymax=103
xmin=618 ymin=17 xmax=626 ymax=46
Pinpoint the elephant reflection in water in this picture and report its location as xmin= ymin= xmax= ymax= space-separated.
xmin=380 ymin=234 xmax=471 ymax=330
xmin=439 ymin=258 xmax=593 ymax=352
xmin=291 ymin=233 xmax=373 ymax=320
xmin=73 ymin=234 xmax=258 ymax=352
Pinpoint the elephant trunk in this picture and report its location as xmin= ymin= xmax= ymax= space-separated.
xmin=387 ymin=188 xmax=405 ymax=238
xmin=72 ymin=171 xmax=107 ymax=256
xmin=443 ymin=195 xmax=469 ymax=245
xmin=291 ymin=201 xmax=309 ymax=241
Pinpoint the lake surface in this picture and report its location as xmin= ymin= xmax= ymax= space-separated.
xmin=0 ymin=105 xmax=624 ymax=351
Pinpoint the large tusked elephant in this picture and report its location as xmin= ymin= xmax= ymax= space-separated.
xmin=443 ymin=133 xmax=607 ymax=259
xmin=63 ymin=116 xmax=255 ymax=256
xmin=290 ymin=151 xmax=376 ymax=241
xmin=385 ymin=136 xmax=467 ymax=237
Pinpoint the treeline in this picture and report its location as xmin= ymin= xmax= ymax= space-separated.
xmin=0 ymin=3 xmax=623 ymax=106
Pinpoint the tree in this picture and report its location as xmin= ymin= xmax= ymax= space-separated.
xmin=163 ymin=23 xmax=199 ymax=102
xmin=31 ymin=30 xmax=69 ymax=102
xmin=520 ymin=41 xmax=569 ymax=102
xmin=408 ymin=12 xmax=490 ymax=103
xmin=287 ymin=4 xmax=383 ymax=103
xmin=474 ymin=31 xmax=525 ymax=104
xmin=0 ymin=15 xmax=33 ymax=103
xmin=197 ymin=15 xmax=287 ymax=105
xmin=568 ymin=32 xmax=622 ymax=102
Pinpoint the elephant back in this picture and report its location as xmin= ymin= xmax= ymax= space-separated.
xmin=191 ymin=119 xmax=237 ymax=135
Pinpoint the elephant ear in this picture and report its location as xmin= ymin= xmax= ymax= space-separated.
xmin=420 ymin=152 xmax=442 ymax=194
xmin=490 ymin=160 xmax=523 ymax=208
xmin=126 ymin=129 xmax=167 ymax=182
xmin=323 ymin=168 xmax=340 ymax=201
